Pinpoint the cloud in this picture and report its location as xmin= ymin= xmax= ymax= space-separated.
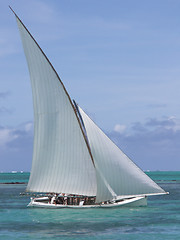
xmin=0 ymin=127 xmax=18 ymax=148
xmin=114 ymin=124 xmax=126 ymax=134
xmin=109 ymin=116 xmax=180 ymax=170
xmin=1 ymin=116 xmax=180 ymax=172
xmin=0 ymin=122 xmax=33 ymax=149
xmin=145 ymin=116 xmax=180 ymax=132
xmin=0 ymin=122 xmax=33 ymax=172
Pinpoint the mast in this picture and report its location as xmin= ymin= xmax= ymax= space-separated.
xmin=73 ymin=100 xmax=95 ymax=166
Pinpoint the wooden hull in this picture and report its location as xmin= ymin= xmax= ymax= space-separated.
xmin=28 ymin=196 xmax=147 ymax=208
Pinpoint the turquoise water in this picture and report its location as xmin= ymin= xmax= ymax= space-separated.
xmin=0 ymin=172 xmax=180 ymax=239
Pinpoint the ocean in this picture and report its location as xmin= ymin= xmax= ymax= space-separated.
xmin=0 ymin=171 xmax=180 ymax=240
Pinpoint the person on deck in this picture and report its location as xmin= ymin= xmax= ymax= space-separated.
xmin=51 ymin=194 xmax=56 ymax=204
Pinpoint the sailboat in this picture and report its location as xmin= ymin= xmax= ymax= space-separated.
xmin=10 ymin=7 xmax=168 ymax=208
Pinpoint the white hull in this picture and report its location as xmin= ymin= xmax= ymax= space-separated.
xmin=28 ymin=196 xmax=147 ymax=208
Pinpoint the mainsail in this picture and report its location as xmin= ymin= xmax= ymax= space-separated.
xmin=79 ymin=107 xmax=166 ymax=202
xmin=14 ymin=10 xmax=97 ymax=196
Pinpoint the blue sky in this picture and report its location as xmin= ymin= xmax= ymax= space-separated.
xmin=0 ymin=0 xmax=180 ymax=171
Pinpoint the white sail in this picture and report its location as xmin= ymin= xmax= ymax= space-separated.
xmin=79 ymin=107 xmax=165 ymax=202
xmin=16 ymin=16 xmax=97 ymax=196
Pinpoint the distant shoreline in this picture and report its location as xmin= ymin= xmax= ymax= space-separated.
xmin=0 ymin=182 xmax=27 ymax=184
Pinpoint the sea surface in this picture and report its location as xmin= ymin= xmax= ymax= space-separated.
xmin=0 ymin=171 xmax=180 ymax=240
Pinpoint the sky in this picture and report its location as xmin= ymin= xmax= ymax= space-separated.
xmin=0 ymin=0 xmax=180 ymax=171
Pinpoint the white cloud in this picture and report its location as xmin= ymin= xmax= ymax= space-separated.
xmin=168 ymin=116 xmax=180 ymax=132
xmin=109 ymin=116 xmax=180 ymax=170
xmin=145 ymin=116 xmax=180 ymax=132
xmin=114 ymin=124 xmax=126 ymax=133
xmin=24 ymin=122 xmax=33 ymax=132
xmin=0 ymin=122 xmax=33 ymax=148
xmin=0 ymin=128 xmax=18 ymax=147
xmin=0 ymin=116 xmax=180 ymax=171
xmin=0 ymin=122 xmax=33 ymax=171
